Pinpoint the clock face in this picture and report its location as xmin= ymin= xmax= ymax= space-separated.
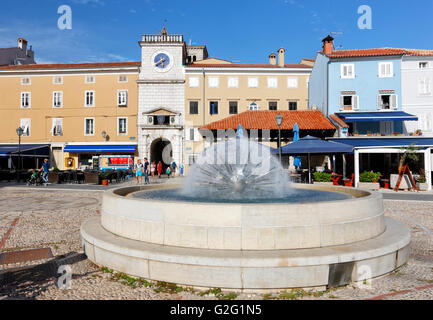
xmin=154 ymin=53 xmax=170 ymax=69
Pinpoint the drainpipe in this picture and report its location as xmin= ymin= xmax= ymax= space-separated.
xmin=202 ymin=68 xmax=206 ymax=127
xmin=424 ymin=148 xmax=432 ymax=191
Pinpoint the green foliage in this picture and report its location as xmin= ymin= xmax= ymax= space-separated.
xmin=313 ymin=172 xmax=332 ymax=182
xmin=263 ymin=288 xmax=326 ymax=300
xmin=198 ymin=288 xmax=238 ymax=300
xmin=359 ymin=171 xmax=381 ymax=182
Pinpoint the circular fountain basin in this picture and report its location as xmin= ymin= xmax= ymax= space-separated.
xmin=99 ymin=184 xmax=385 ymax=250
xmin=81 ymin=185 xmax=410 ymax=290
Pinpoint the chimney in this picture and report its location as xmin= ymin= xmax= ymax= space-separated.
xmin=18 ymin=38 xmax=27 ymax=51
xmin=278 ymin=48 xmax=285 ymax=67
xmin=269 ymin=53 xmax=277 ymax=65
xmin=322 ymin=35 xmax=334 ymax=56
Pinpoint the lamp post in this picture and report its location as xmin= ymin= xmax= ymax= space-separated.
xmin=16 ymin=127 xmax=24 ymax=182
xmin=275 ymin=113 xmax=283 ymax=163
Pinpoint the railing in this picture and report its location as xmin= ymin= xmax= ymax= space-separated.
xmin=141 ymin=34 xmax=184 ymax=43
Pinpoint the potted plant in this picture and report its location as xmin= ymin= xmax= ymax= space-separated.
xmin=391 ymin=143 xmax=421 ymax=190
xmin=367 ymin=131 xmax=373 ymax=137
xmin=358 ymin=171 xmax=381 ymax=189
xmin=414 ymin=129 xmax=422 ymax=136
xmin=100 ymin=173 xmax=110 ymax=186
xmin=313 ymin=172 xmax=332 ymax=184
xmin=353 ymin=131 xmax=359 ymax=137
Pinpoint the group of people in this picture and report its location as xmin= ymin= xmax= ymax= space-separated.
xmin=134 ymin=158 xmax=184 ymax=184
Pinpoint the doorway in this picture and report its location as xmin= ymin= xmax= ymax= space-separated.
xmin=150 ymin=138 xmax=172 ymax=170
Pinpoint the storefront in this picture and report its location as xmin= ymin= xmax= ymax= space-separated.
xmin=63 ymin=143 xmax=137 ymax=170
xmin=0 ymin=144 xmax=51 ymax=170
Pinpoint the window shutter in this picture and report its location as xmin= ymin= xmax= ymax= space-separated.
xmin=194 ymin=128 xmax=200 ymax=142
xmin=339 ymin=96 xmax=344 ymax=111
xmin=391 ymin=94 xmax=398 ymax=110
xmin=377 ymin=95 xmax=382 ymax=110
xmin=353 ymin=96 xmax=359 ymax=110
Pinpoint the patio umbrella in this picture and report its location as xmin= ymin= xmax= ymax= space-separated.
xmin=292 ymin=123 xmax=301 ymax=168
xmin=272 ymin=136 xmax=353 ymax=184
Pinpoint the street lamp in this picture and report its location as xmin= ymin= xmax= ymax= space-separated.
xmin=275 ymin=113 xmax=283 ymax=163
xmin=16 ymin=127 xmax=24 ymax=182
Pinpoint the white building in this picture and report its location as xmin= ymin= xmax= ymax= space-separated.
xmin=402 ymin=52 xmax=433 ymax=136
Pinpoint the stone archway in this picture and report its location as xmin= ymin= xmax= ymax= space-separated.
xmin=150 ymin=138 xmax=172 ymax=170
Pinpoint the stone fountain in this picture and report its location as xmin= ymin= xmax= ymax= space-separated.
xmin=81 ymin=135 xmax=410 ymax=290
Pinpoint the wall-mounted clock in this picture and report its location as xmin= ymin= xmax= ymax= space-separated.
xmin=151 ymin=51 xmax=173 ymax=73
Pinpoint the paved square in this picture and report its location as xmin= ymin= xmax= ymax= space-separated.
xmin=0 ymin=184 xmax=432 ymax=300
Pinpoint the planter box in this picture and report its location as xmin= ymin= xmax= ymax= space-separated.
xmin=48 ymin=172 xmax=59 ymax=184
xmin=390 ymin=174 xmax=413 ymax=190
xmin=84 ymin=172 xmax=99 ymax=184
xmin=358 ymin=182 xmax=380 ymax=190
xmin=416 ymin=182 xmax=429 ymax=191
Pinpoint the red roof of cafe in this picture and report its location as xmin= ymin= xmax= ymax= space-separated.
xmin=200 ymin=110 xmax=336 ymax=131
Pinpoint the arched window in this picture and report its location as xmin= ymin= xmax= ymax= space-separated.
xmin=249 ymin=102 xmax=258 ymax=111
xmin=193 ymin=55 xmax=197 ymax=62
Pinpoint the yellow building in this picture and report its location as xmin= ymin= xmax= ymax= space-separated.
xmin=0 ymin=62 xmax=140 ymax=170
xmin=183 ymin=54 xmax=313 ymax=165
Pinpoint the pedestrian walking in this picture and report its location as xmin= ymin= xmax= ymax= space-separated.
xmin=151 ymin=161 xmax=156 ymax=182
xmin=39 ymin=158 xmax=50 ymax=186
xmin=166 ymin=166 xmax=171 ymax=178
xmin=180 ymin=163 xmax=184 ymax=176
xmin=135 ymin=159 xmax=144 ymax=184
xmin=143 ymin=157 xmax=150 ymax=184
xmin=157 ymin=161 xmax=162 ymax=178
xmin=171 ymin=161 xmax=177 ymax=177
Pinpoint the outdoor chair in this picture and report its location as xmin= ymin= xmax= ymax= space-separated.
xmin=343 ymin=174 xmax=355 ymax=187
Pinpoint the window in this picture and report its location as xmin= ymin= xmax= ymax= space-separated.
xmin=379 ymin=62 xmax=393 ymax=78
xmin=189 ymin=128 xmax=195 ymax=141
xmin=53 ymin=76 xmax=63 ymax=84
xmin=229 ymin=101 xmax=238 ymax=114
xmin=208 ymin=77 xmax=219 ymax=88
xmin=248 ymin=77 xmax=258 ymax=88
xmin=85 ymin=91 xmax=95 ymax=107
xmin=288 ymin=101 xmax=298 ymax=111
xmin=267 ymin=77 xmax=278 ymax=88
xmin=189 ymin=76 xmax=199 ymax=88
xmin=84 ymin=118 xmax=95 ymax=136
xmin=85 ymin=75 xmax=95 ymax=83
xmin=20 ymin=118 xmax=30 ymax=136
xmin=339 ymin=95 xmax=359 ymax=111
xmin=118 ymin=90 xmax=128 ymax=106
xmin=249 ymin=102 xmax=259 ymax=111
xmin=419 ymin=62 xmax=428 ymax=69
xmin=53 ymin=91 xmax=63 ymax=108
xmin=341 ymin=64 xmax=355 ymax=79
xmin=377 ymin=94 xmax=397 ymax=110
xmin=118 ymin=117 xmax=127 ymax=135
xmin=268 ymin=101 xmax=277 ymax=111
xmin=189 ymin=101 xmax=199 ymax=114
xmin=21 ymin=92 xmax=31 ymax=108
xmin=306 ymin=77 xmax=310 ymax=88
xmin=118 ymin=75 xmax=128 ymax=83
xmin=21 ymin=77 xmax=31 ymax=85
xmin=419 ymin=77 xmax=432 ymax=95
xmin=209 ymin=101 xmax=218 ymax=115
xmin=287 ymin=77 xmax=298 ymax=88
xmin=52 ymin=118 xmax=63 ymax=136
xmin=228 ymin=77 xmax=239 ymax=88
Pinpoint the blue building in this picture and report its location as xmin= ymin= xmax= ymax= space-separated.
xmin=309 ymin=35 xmax=418 ymax=136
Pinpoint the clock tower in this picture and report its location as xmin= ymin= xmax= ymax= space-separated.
xmin=137 ymin=27 xmax=186 ymax=169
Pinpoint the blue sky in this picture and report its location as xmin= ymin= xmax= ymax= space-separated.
xmin=0 ymin=0 xmax=432 ymax=64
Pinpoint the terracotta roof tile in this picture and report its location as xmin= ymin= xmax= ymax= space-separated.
xmin=0 ymin=61 xmax=141 ymax=70
xmin=322 ymin=47 xmax=433 ymax=58
xmin=200 ymin=110 xmax=336 ymax=131
xmin=329 ymin=114 xmax=349 ymax=128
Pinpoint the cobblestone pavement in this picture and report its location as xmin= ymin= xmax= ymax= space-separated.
xmin=0 ymin=183 xmax=432 ymax=300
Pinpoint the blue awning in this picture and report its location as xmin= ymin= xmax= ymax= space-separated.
xmin=272 ymin=136 xmax=353 ymax=155
xmin=64 ymin=144 xmax=136 ymax=153
xmin=328 ymin=137 xmax=433 ymax=149
xmin=336 ymin=112 xmax=418 ymax=122
xmin=0 ymin=144 xmax=50 ymax=157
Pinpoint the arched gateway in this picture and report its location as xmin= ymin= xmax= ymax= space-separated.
xmin=150 ymin=138 xmax=172 ymax=170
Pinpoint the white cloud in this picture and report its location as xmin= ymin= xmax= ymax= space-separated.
xmin=70 ymin=0 xmax=105 ymax=5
